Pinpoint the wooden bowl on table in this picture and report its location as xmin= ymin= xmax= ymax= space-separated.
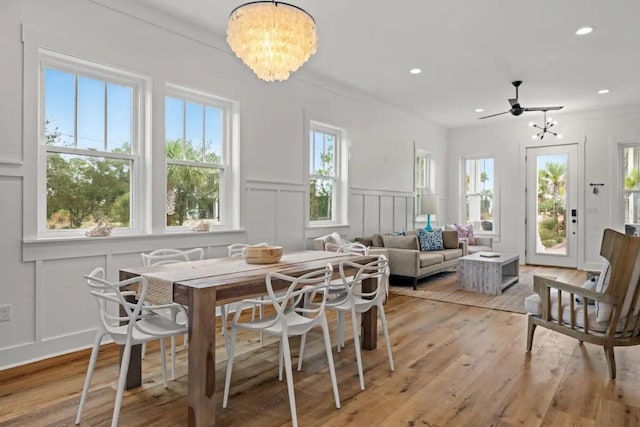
xmin=243 ymin=246 xmax=284 ymax=264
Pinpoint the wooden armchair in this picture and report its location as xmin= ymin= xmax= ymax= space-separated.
xmin=527 ymin=228 xmax=640 ymax=379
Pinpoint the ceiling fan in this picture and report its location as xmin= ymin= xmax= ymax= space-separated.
xmin=478 ymin=80 xmax=563 ymax=119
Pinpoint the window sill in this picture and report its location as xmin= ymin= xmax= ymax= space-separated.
xmin=23 ymin=229 xmax=246 ymax=261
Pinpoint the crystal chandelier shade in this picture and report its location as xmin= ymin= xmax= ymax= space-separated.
xmin=226 ymin=1 xmax=318 ymax=82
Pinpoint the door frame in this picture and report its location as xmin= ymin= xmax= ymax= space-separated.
xmin=519 ymin=138 xmax=585 ymax=269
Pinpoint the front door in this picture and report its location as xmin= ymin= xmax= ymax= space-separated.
xmin=526 ymin=144 xmax=578 ymax=267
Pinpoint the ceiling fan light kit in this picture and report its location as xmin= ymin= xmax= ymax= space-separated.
xmin=530 ymin=110 xmax=562 ymax=140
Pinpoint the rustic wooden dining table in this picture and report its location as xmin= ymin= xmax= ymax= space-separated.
xmin=119 ymin=250 xmax=380 ymax=427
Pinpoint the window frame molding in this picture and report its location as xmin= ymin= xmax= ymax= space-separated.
xmin=163 ymin=83 xmax=240 ymax=232
xmin=460 ymin=154 xmax=499 ymax=237
xmin=304 ymin=119 xmax=349 ymax=227
xmin=415 ymin=149 xmax=433 ymax=221
xmin=37 ymin=48 xmax=150 ymax=238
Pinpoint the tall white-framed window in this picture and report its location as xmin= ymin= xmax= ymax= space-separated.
xmin=461 ymin=156 xmax=498 ymax=234
xmin=620 ymin=143 xmax=640 ymax=231
xmin=415 ymin=150 xmax=432 ymax=219
xmin=164 ymin=84 xmax=239 ymax=230
xmin=38 ymin=49 xmax=146 ymax=237
xmin=306 ymin=121 xmax=348 ymax=225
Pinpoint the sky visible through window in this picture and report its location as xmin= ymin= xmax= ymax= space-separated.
xmin=44 ymin=68 xmax=223 ymax=157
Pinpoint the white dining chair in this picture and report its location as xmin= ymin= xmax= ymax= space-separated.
xmin=299 ymin=256 xmax=393 ymax=390
xmin=222 ymin=264 xmax=340 ymax=427
xmin=140 ymin=248 xmax=204 ymax=380
xmin=75 ymin=268 xmax=188 ymax=427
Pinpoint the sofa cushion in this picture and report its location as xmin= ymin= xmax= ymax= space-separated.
xmin=442 ymin=230 xmax=459 ymax=249
xmin=372 ymin=233 xmax=384 ymax=247
xmin=467 ymin=245 xmax=492 ymax=254
xmin=454 ymin=223 xmax=476 ymax=245
xmin=419 ymin=252 xmax=444 ymax=268
xmin=383 ymin=235 xmax=419 ymax=250
xmin=438 ymin=248 xmax=463 ymax=261
xmin=418 ymin=229 xmax=444 ymax=251
xmin=355 ymin=236 xmax=373 ymax=247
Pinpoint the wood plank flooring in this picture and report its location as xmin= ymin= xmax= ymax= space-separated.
xmin=1 ymin=266 xmax=639 ymax=426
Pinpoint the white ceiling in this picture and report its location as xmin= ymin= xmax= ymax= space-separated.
xmin=133 ymin=0 xmax=640 ymax=129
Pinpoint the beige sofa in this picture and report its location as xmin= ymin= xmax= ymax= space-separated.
xmin=379 ymin=230 xmax=466 ymax=289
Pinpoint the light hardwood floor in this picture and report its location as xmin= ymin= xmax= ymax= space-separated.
xmin=1 ymin=266 xmax=639 ymax=426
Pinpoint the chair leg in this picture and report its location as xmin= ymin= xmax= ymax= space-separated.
xmin=259 ymin=303 xmax=264 ymax=347
xmin=279 ymin=338 xmax=284 ymax=381
xmin=297 ymin=333 xmax=307 ymax=371
xmin=378 ymin=304 xmax=395 ymax=371
xmin=141 ymin=342 xmax=147 ymax=359
xmin=112 ymin=339 xmax=133 ymax=427
xmin=170 ymin=336 xmax=176 ymax=381
xmin=321 ymin=318 xmax=341 ymax=409
xmin=350 ymin=309 xmax=365 ymax=390
xmin=183 ymin=333 xmax=188 ymax=348
xmin=222 ymin=327 xmax=238 ymax=408
xmin=160 ymin=337 xmax=168 ymax=387
xmin=281 ymin=336 xmax=299 ymax=427
xmin=75 ymin=332 xmax=104 ymax=424
xmin=337 ymin=312 xmax=344 ymax=351
xmin=526 ymin=316 xmax=536 ymax=352
xmin=604 ymin=345 xmax=616 ymax=379
xmin=220 ymin=304 xmax=227 ymax=337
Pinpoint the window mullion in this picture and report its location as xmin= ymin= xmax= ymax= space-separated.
xmin=103 ymin=81 xmax=108 ymax=151
xmin=74 ymin=74 xmax=78 ymax=148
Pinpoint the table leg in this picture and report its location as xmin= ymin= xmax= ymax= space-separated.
xmin=187 ymin=287 xmax=217 ymax=427
xmin=361 ymin=277 xmax=378 ymax=350
xmin=119 ymin=271 xmax=142 ymax=390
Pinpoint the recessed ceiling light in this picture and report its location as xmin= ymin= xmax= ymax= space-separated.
xmin=409 ymin=68 xmax=422 ymax=75
xmin=598 ymin=89 xmax=610 ymax=94
xmin=576 ymin=26 xmax=594 ymax=35
xmin=475 ymin=108 xmax=484 ymax=113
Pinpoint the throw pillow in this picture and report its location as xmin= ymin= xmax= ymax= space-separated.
xmin=454 ymin=223 xmax=476 ymax=245
xmin=575 ymin=276 xmax=598 ymax=305
xmin=418 ymin=228 xmax=444 ymax=251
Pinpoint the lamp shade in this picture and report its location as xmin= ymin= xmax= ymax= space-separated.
xmin=421 ymin=194 xmax=439 ymax=215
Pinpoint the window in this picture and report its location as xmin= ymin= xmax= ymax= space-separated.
xmin=165 ymin=85 xmax=237 ymax=229
xmin=307 ymin=121 xmax=347 ymax=225
xmin=39 ymin=51 xmax=144 ymax=235
xmin=622 ymin=144 xmax=640 ymax=228
xmin=415 ymin=151 xmax=431 ymax=218
xmin=463 ymin=157 xmax=496 ymax=233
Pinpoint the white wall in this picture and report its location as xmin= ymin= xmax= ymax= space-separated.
xmin=447 ymin=106 xmax=640 ymax=270
xmin=0 ymin=0 xmax=447 ymax=368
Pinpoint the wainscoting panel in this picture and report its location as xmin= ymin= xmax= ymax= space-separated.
xmin=380 ymin=196 xmax=395 ymax=233
xmin=276 ymin=190 xmax=305 ymax=250
xmin=363 ymin=195 xmax=381 ymax=236
xmin=246 ymin=188 xmax=278 ymax=246
xmin=349 ymin=188 xmax=416 ymax=238
xmin=39 ymin=256 xmax=105 ymax=341
xmin=245 ymin=181 xmax=306 ymax=250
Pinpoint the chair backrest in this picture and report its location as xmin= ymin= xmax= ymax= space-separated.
xmin=265 ymin=264 xmax=333 ymax=325
xmin=141 ymin=248 xmax=204 ymax=266
xmin=338 ymin=256 xmax=389 ymax=303
xmin=337 ymin=242 xmax=369 ymax=256
xmin=227 ymin=242 xmax=269 ymax=257
xmin=84 ymin=267 xmax=147 ymax=335
xmin=599 ymin=228 xmax=640 ymax=336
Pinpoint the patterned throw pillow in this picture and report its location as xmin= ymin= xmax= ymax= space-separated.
xmin=418 ymin=228 xmax=444 ymax=251
xmin=454 ymin=223 xmax=476 ymax=245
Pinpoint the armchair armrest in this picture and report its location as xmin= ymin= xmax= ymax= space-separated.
xmin=458 ymin=239 xmax=468 ymax=255
xmin=386 ymin=248 xmax=420 ymax=277
xmin=532 ymin=275 xmax=619 ymax=328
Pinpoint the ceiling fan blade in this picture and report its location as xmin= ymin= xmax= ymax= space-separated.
xmin=478 ymin=111 xmax=511 ymax=119
xmin=524 ymin=106 xmax=564 ymax=112
xmin=508 ymin=98 xmax=518 ymax=107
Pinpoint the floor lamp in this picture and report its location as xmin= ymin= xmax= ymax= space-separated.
xmin=421 ymin=194 xmax=439 ymax=232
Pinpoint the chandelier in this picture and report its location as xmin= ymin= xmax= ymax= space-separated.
xmin=226 ymin=1 xmax=318 ymax=82
xmin=529 ymin=110 xmax=562 ymax=140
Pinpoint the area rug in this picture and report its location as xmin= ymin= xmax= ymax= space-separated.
xmin=389 ymin=270 xmax=538 ymax=315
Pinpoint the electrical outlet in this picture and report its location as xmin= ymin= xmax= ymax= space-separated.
xmin=0 ymin=304 xmax=11 ymax=322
